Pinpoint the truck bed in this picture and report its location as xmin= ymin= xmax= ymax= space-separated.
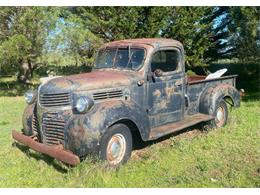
xmin=187 ymin=75 xmax=237 ymax=85
xmin=186 ymin=75 xmax=238 ymax=115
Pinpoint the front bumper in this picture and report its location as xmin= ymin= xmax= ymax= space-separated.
xmin=12 ymin=130 xmax=80 ymax=166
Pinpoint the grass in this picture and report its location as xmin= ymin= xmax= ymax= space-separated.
xmin=0 ymin=93 xmax=259 ymax=187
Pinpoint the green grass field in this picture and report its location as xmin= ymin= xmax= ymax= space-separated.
xmin=0 ymin=93 xmax=259 ymax=187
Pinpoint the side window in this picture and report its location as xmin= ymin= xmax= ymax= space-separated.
xmin=151 ymin=50 xmax=180 ymax=73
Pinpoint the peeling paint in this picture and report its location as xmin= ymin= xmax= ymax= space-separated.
xmin=16 ymin=38 xmax=241 ymax=165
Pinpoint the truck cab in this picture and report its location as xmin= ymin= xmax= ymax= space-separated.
xmin=13 ymin=38 xmax=241 ymax=167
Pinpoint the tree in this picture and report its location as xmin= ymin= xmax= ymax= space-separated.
xmin=161 ymin=7 xmax=217 ymax=67
xmin=0 ymin=7 xmax=59 ymax=83
xmin=206 ymin=7 xmax=260 ymax=63
xmin=71 ymin=7 xmax=219 ymax=68
xmin=71 ymin=7 xmax=168 ymax=41
xmin=1 ymin=6 xmax=258 ymax=82
xmin=228 ymin=7 xmax=260 ymax=63
xmin=204 ymin=7 xmax=233 ymax=61
xmin=47 ymin=10 xmax=103 ymax=67
xmin=72 ymin=6 xmax=259 ymax=68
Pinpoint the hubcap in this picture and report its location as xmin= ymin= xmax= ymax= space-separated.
xmin=106 ymin=133 xmax=126 ymax=165
xmin=216 ymin=106 xmax=225 ymax=127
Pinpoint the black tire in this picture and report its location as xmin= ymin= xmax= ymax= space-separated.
xmin=208 ymin=99 xmax=228 ymax=129
xmin=99 ymin=123 xmax=132 ymax=167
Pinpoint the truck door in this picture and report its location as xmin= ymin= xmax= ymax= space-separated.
xmin=147 ymin=47 xmax=185 ymax=128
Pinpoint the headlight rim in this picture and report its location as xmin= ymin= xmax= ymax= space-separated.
xmin=24 ymin=90 xmax=36 ymax=104
xmin=75 ymin=96 xmax=94 ymax=113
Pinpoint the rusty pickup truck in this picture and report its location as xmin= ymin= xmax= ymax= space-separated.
xmin=12 ymin=38 xmax=240 ymax=167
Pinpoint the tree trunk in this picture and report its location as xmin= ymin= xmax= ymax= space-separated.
xmin=17 ymin=59 xmax=33 ymax=84
xmin=27 ymin=58 xmax=34 ymax=79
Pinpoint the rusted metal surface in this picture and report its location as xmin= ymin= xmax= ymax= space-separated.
xmin=16 ymin=38 xmax=241 ymax=164
xmin=106 ymin=133 xmax=126 ymax=165
xmin=64 ymin=100 xmax=150 ymax=157
xmin=198 ymin=83 xmax=240 ymax=117
xmin=100 ymin=38 xmax=184 ymax=51
xmin=12 ymin=130 xmax=80 ymax=166
xmin=149 ymin=113 xmax=214 ymax=140
xmin=187 ymin=75 xmax=206 ymax=83
xmin=22 ymin=103 xmax=35 ymax=136
xmin=188 ymin=75 xmax=238 ymax=85
xmin=186 ymin=76 xmax=240 ymax=115
xmin=42 ymin=70 xmax=135 ymax=93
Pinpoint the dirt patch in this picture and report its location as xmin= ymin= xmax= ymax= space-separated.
xmin=176 ymin=129 xmax=205 ymax=140
xmin=131 ymin=128 xmax=206 ymax=161
xmin=131 ymin=148 xmax=151 ymax=160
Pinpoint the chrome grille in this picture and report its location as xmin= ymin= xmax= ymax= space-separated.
xmin=32 ymin=105 xmax=41 ymax=140
xmin=39 ymin=92 xmax=71 ymax=107
xmin=93 ymin=90 xmax=123 ymax=101
xmin=42 ymin=112 xmax=65 ymax=145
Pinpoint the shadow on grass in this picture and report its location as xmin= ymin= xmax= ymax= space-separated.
xmin=12 ymin=142 xmax=69 ymax=174
xmin=35 ymin=64 xmax=92 ymax=77
xmin=0 ymin=64 xmax=92 ymax=97
xmin=238 ymin=78 xmax=260 ymax=102
xmin=242 ymin=91 xmax=260 ymax=102
xmin=0 ymin=79 xmax=38 ymax=97
xmin=11 ymin=127 xmax=203 ymax=173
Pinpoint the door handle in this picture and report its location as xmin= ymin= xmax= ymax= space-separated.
xmin=137 ymin=80 xmax=144 ymax=86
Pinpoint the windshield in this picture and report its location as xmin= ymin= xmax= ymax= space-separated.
xmin=95 ymin=47 xmax=145 ymax=70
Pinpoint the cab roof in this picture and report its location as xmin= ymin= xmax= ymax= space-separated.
xmin=101 ymin=38 xmax=184 ymax=50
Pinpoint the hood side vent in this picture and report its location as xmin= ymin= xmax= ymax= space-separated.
xmin=40 ymin=92 xmax=71 ymax=107
xmin=93 ymin=90 xmax=123 ymax=101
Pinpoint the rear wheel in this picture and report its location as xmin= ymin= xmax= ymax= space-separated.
xmin=215 ymin=100 xmax=228 ymax=127
xmin=205 ymin=99 xmax=228 ymax=130
xmin=99 ymin=123 xmax=132 ymax=167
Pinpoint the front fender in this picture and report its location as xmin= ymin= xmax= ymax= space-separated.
xmin=65 ymin=100 xmax=150 ymax=157
xmin=22 ymin=103 xmax=35 ymax=136
xmin=99 ymin=100 xmax=150 ymax=139
xmin=199 ymin=84 xmax=240 ymax=115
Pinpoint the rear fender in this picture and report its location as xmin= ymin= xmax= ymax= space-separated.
xmin=199 ymin=84 xmax=240 ymax=115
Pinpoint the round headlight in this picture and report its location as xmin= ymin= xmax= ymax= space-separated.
xmin=75 ymin=96 xmax=93 ymax=113
xmin=25 ymin=90 xmax=35 ymax=104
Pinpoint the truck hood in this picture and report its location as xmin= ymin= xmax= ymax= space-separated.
xmin=40 ymin=70 xmax=138 ymax=94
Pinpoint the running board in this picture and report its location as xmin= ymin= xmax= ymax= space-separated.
xmin=148 ymin=113 xmax=214 ymax=140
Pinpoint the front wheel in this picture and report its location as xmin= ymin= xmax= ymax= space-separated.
xmin=99 ymin=123 xmax=132 ymax=167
